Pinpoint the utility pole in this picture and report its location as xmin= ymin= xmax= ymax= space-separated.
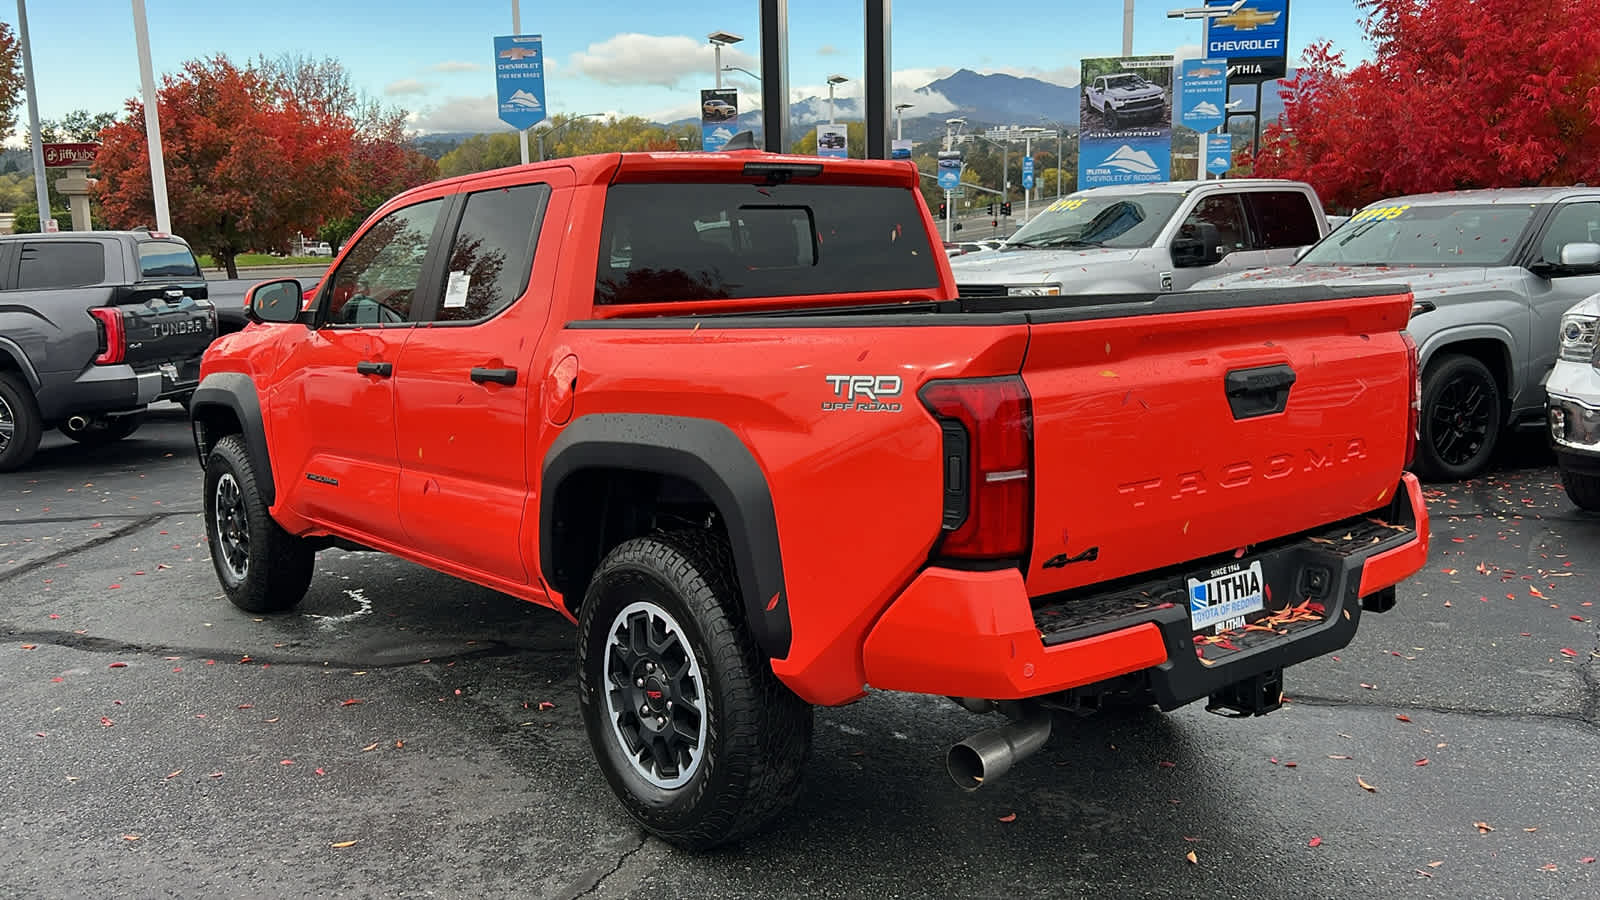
xmin=1023 ymin=131 xmax=1033 ymax=225
xmin=1123 ymin=0 xmax=1135 ymax=56
xmin=130 ymin=0 xmax=171 ymax=233
xmin=513 ymin=0 xmax=529 ymax=165
xmin=16 ymin=0 xmax=49 ymax=227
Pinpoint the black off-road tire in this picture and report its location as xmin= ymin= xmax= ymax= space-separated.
xmin=203 ymin=434 xmax=315 ymax=613
xmin=61 ymin=413 xmax=146 ymax=445
xmin=1416 ymin=354 xmax=1502 ymax=481
xmin=1561 ymin=467 xmax=1600 ymax=512
xmin=0 ymin=371 xmax=42 ymax=472
xmin=577 ymin=529 xmax=813 ymax=850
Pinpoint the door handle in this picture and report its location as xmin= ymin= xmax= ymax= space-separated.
xmin=470 ymin=367 xmax=518 ymax=386
xmin=356 ymin=360 xmax=392 ymax=377
xmin=1223 ymin=364 xmax=1296 ymax=420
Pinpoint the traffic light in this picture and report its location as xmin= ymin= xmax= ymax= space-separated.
xmin=987 ymin=203 xmax=995 ymax=216
xmin=938 ymin=202 xmax=948 ymax=219
xmin=1000 ymin=201 xmax=1012 ymax=217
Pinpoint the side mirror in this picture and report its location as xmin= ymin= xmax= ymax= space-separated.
xmin=1560 ymin=242 xmax=1600 ymax=268
xmin=247 ymin=278 xmax=305 ymax=324
xmin=1172 ymin=222 xmax=1224 ymax=268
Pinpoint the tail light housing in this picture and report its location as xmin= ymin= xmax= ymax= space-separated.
xmin=918 ymin=376 xmax=1033 ymax=561
xmin=89 ymin=307 xmax=125 ymax=365
xmin=1401 ymin=330 xmax=1420 ymax=469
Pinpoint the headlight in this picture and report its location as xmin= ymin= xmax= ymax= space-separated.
xmin=1008 ymin=285 xmax=1061 ymax=297
xmin=1559 ymin=313 xmax=1599 ymax=362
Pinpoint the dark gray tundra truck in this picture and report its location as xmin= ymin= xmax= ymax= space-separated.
xmin=0 ymin=231 xmax=216 ymax=471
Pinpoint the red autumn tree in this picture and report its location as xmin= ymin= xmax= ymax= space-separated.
xmin=1251 ymin=0 xmax=1600 ymax=210
xmin=94 ymin=56 xmax=356 ymax=278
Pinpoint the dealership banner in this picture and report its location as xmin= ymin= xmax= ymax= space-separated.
xmin=1078 ymin=55 xmax=1173 ymax=188
xmin=891 ymin=138 xmax=913 ymax=159
xmin=1180 ymin=58 xmax=1228 ymax=133
xmin=1204 ymin=0 xmax=1289 ymax=82
xmin=1205 ymin=132 xmax=1233 ymax=175
xmin=700 ymin=89 xmax=740 ymax=151
xmin=815 ymin=123 xmax=848 ymax=159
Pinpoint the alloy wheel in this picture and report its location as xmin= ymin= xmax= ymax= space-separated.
xmin=1430 ymin=372 xmax=1492 ymax=467
xmin=601 ymin=600 xmax=708 ymax=789
xmin=0 ymin=393 xmax=12 ymax=455
xmin=213 ymin=472 xmax=250 ymax=580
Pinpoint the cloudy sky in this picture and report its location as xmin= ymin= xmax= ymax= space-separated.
xmin=3 ymin=0 xmax=1367 ymax=140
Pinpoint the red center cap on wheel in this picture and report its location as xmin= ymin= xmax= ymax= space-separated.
xmin=646 ymin=689 xmax=663 ymax=700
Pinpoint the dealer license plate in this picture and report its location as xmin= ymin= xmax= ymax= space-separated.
xmin=1187 ymin=560 xmax=1266 ymax=633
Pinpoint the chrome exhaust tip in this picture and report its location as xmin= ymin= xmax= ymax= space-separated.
xmin=946 ymin=710 xmax=1052 ymax=790
xmin=66 ymin=416 xmax=90 ymax=431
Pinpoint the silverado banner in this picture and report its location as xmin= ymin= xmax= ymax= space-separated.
xmin=1078 ymin=56 xmax=1174 ymax=188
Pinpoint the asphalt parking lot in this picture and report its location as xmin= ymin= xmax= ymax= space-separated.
xmin=2 ymin=409 xmax=1597 ymax=899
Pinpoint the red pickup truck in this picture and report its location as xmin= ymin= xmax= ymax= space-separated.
xmin=191 ymin=147 xmax=1430 ymax=849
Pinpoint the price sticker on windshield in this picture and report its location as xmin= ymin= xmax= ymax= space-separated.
xmin=1047 ymin=197 xmax=1087 ymax=213
xmin=1349 ymin=204 xmax=1411 ymax=223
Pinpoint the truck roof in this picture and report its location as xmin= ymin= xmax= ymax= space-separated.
xmin=1071 ymin=178 xmax=1313 ymax=196
xmin=0 ymin=230 xmax=191 ymax=243
xmin=1363 ymin=186 xmax=1600 ymax=207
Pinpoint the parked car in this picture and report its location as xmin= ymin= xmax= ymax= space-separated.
xmin=0 ymin=230 xmax=216 ymax=470
xmin=191 ymin=148 xmax=1428 ymax=850
xmin=950 ymin=179 xmax=1329 ymax=299
xmin=301 ymin=241 xmax=333 ymax=257
xmin=1198 ymin=187 xmax=1600 ymax=480
xmin=1546 ymin=293 xmax=1600 ymax=509
xmin=1085 ymin=73 xmax=1167 ymax=129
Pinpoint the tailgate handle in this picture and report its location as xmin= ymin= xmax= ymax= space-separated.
xmin=470 ymin=367 xmax=518 ymax=386
xmin=1224 ymin=365 xmax=1296 ymax=420
xmin=356 ymin=361 xmax=393 ymax=377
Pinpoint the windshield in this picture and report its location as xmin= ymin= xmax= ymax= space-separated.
xmin=1298 ymin=203 xmax=1537 ymax=267
xmin=1105 ymin=75 xmax=1146 ymax=90
xmin=1005 ymin=193 xmax=1183 ymax=249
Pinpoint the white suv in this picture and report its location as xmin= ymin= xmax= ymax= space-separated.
xmin=1547 ymin=293 xmax=1600 ymax=510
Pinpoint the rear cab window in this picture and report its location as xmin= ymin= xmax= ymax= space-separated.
xmin=1246 ymin=191 xmax=1323 ymax=249
xmin=15 ymin=241 xmax=106 ymax=290
xmin=595 ymin=182 xmax=940 ymax=306
xmin=137 ymin=240 xmax=202 ymax=279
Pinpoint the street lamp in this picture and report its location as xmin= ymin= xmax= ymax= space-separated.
xmin=537 ymin=112 xmax=607 ymax=161
xmin=708 ymin=31 xmax=743 ymax=89
xmin=722 ymin=65 xmax=761 ymax=82
xmin=894 ymin=103 xmax=914 ymax=140
xmin=944 ymin=116 xmax=966 ymax=151
xmin=826 ymin=74 xmax=849 ymax=124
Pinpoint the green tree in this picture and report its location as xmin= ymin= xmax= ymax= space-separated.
xmin=29 ymin=109 xmax=120 ymax=146
xmin=10 ymin=201 xmax=70 ymax=234
xmin=438 ymin=133 xmax=521 ymax=177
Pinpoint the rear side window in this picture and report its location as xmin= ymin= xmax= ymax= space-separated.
xmin=595 ymin=182 xmax=939 ymax=305
xmin=16 ymin=241 xmax=104 ymax=289
xmin=437 ymin=183 xmax=550 ymax=323
xmin=1247 ymin=191 xmax=1323 ymax=249
xmin=138 ymin=240 xmax=202 ymax=278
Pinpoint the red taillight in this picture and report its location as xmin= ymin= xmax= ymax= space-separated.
xmin=1401 ymin=330 xmax=1420 ymax=469
xmin=89 ymin=308 xmax=125 ymax=365
xmin=918 ymin=376 xmax=1033 ymax=561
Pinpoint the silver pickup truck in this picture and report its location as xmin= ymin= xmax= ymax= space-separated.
xmin=950 ymin=179 xmax=1329 ymax=300
xmin=1197 ymin=187 xmax=1600 ymax=481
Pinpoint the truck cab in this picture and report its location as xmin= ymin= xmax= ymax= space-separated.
xmin=950 ymin=179 xmax=1328 ymax=300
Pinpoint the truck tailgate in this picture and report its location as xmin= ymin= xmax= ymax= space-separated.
xmin=1020 ymin=288 xmax=1415 ymax=597
xmin=111 ymin=281 xmax=216 ymax=368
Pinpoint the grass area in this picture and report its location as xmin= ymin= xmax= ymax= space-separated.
xmin=196 ymin=253 xmax=331 ymax=268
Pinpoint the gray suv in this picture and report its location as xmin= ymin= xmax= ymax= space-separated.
xmin=1197 ymin=187 xmax=1600 ymax=480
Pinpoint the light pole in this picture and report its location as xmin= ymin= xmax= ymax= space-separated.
xmin=944 ymin=117 xmax=965 ymax=242
xmin=1168 ymin=2 xmax=1247 ymax=179
xmin=1019 ymin=126 xmax=1048 ymax=224
xmin=723 ymin=65 xmax=761 ymax=82
xmin=826 ymin=74 xmax=849 ymax=124
xmin=129 ymin=0 xmax=172 ymax=233
xmin=894 ymin=103 xmax=913 ymax=140
xmin=709 ymin=31 xmax=743 ymax=89
xmin=511 ymin=1 xmax=530 ymax=165
xmin=16 ymin=0 xmax=49 ymax=228
xmin=537 ymin=112 xmax=607 ymax=161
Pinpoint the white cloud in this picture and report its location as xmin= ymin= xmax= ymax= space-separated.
xmin=568 ymin=33 xmax=755 ymax=88
xmin=385 ymin=78 xmax=429 ymax=96
xmin=430 ymin=61 xmax=485 ymax=73
xmin=784 ymin=68 xmax=960 ymax=115
xmin=408 ymin=94 xmax=508 ymax=134
xmin=818 ymin=44 xmax=840 ymax=56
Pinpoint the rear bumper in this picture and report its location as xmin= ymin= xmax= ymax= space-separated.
xmin=34 ymin=361 xmax=200 ymax=422
xmin=861 ymin=474 xmax=1429 ymax=705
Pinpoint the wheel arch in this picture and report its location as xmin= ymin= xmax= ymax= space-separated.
xmin=189 ymin=371 xmax=275 ymax=506
xmin=1418 ymin=328 xmax=1515 ymax=423
xmin=540 ymin=413 xmax=792 ymax=660
xmin=0 ymin=336 xmax=40 ymax=389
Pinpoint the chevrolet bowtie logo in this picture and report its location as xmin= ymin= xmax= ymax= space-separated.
xmin=499 ymin=47 xmax=539 ymax=60
xmin=1215 ymin=6 xmax=1280 ymax=30
xmin=1188 ymin=66 xmax=1223 ymax=78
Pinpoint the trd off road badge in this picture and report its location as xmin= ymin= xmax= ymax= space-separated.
xmin=822 ymin=375 xmax=904 ymax=412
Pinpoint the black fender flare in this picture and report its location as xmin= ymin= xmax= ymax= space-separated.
xmin=189 ymin=372 xmax=275 ymax=506
xmin=540 ymin=413 xmax=792 ymax=660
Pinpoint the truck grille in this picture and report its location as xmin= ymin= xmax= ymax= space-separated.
xmin=957 ymin=284 xmax=1008 ymax=300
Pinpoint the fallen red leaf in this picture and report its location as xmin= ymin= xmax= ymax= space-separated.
xmin=99 ymin=717 xmax=114 ymax=728
xmin=1582 ymin=857 xmax=1596 ymax=864
xmin=538 ymin=701 xmax=556 ymax=711
xmin=279 ymin=759 xmax=294 ymax=766
xmin=1158 ymin=760 xmax=1176 ymax=768
xmin=1560 ymin=648 xmax=1578 ymax=658
xmin=1396 ymin=714 xmax=1412 ymax=723
xmin=237 ymin=704 xmax=253 ymax=710
xmin=315 ymin=768 xmax=326 ymax=776
xmin=340 ymin=698 xmax=363 ymax=707
xmin=1416 ymin=758 xmax=1429 ymax=766
xmin=997 ymin=812 xmax=1017 ymax=823
xmin=108 ymin=662 xmax=127 ymax=669
xmin=1308 ymin=836 xmax=1322 ymax=847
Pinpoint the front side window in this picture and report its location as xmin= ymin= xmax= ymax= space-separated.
xmin=16 ymin=242 xmax=104 ymax=289
xmin=437 ymin=184 xmax=550 ymax=323
xmin=1179 ymin=194 xmax=1249 ymax=253
xmin=323 ymin=199 xmax=444 ymax=326
xmin=595 ymin=182 xmax=938 ymax=305
xmin=1538 ymin=202 xmax=1600 ymax=265
xmin=1298 ymin=203 xmax=1537 ymax=267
